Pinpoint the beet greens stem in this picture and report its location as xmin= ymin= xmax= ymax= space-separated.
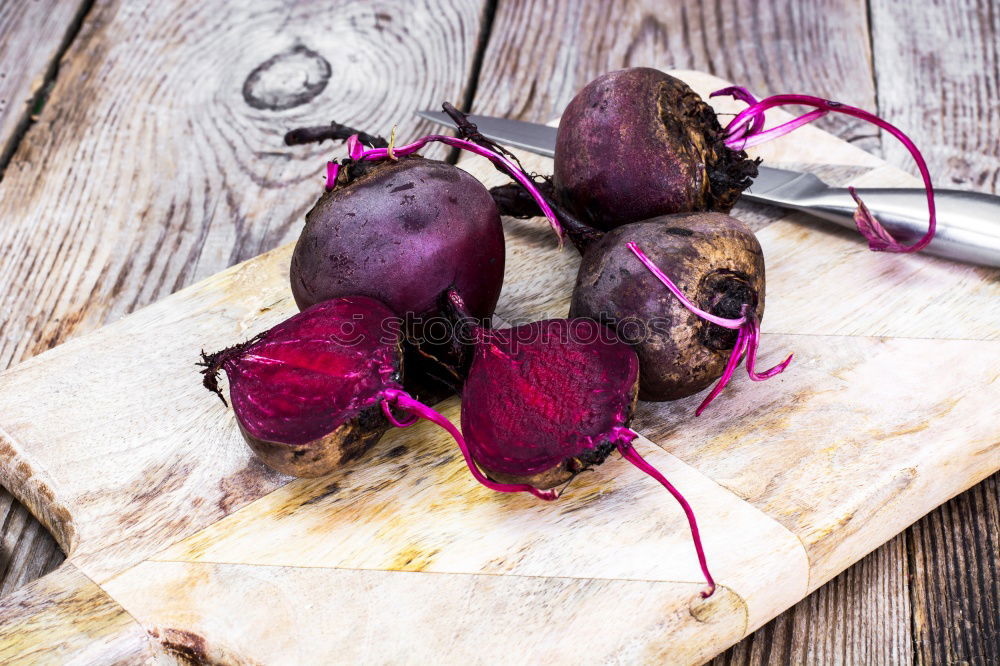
xmin=613 ymin=428 xmax=716 ymax=598
xmin=380 ymin=389 xmax=558 ymax=501
xmin=346 ymin=134 xmax=562 ymax=241
xmin=710 ymin=89 xmax=937 ymax=254
xmin=626 ymin=242 xmax=792 ymax=415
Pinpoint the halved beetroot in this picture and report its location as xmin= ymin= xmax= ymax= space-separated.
xmin=200 ymin=297 xmax=402 ymax=477
xmin=461 ymin=318 xmax=639 ymax=489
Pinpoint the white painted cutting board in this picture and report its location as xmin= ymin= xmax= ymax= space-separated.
xmin=0 ymin=71 xmax=997 ymax=665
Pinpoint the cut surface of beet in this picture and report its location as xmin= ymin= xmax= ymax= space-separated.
xmin=461 ymin=318 xmax=639 ymax=479
xmin=212 ymin=297 xmax=402 ymax=446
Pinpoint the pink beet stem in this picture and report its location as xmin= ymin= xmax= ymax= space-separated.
xmin=710 ymin=90 xmax=936 ymax=254
xmin=709 ymin=86 xmax=764 ymax=134
xmin=731 ymin=109 xmax=829 ymax=149
xmin=380 ymin=389 xmax=558 ymax=501
xmin=695 ymin=325 xmax=749 ymax=416
xmin=325 ymin=162 xmax=339 ymax=191
xmin=625 ymin=242 xmax=744 ymax=330
xmin=627 ymin=242 xmax=792 ymax=415
xmin=346 ymin=133 xmax=563 ymax=242
xmin=613 ymin=428 xmax=716 ymax=598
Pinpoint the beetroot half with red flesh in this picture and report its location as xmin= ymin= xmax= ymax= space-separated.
xmin=449 ymin=299 xmax=715 ymax=596
xmin=199 ymin=295 xmax=544 ymax=496
xmin=554 ymin=67 xmax=757 ymax=230
xmin=200 ymin=297 xmax=403 ymax=477
xmin=462 ymin=318 xmax=638 ymax=487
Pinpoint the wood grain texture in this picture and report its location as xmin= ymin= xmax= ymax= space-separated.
xmin=712 ymin=534 xmax=913 ymax=665
xmin=0 ymin=562 xmax=159 ymax=665
xmin=154 ymin=425 xmax=809 ymax=634
xmin=0 ymin=0 xmax=487 ymax=373
xmin=104 ymin=560 xmax=746 ymax=665
xmin=908 ymin=473 xmax=1000 ymax=665
xmin=870 ymin=0 xmax=1000 ymax=192
xmin=0 ymin=71 xmax=994 ymax=663
xmin=0 ymin=0 xmax=90 ymax=168
xmin=0 ymin=0 xmax=488 ymax=593
xmin=472 ymin=0 xmax=879 ymax=151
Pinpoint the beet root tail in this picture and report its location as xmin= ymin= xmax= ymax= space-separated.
xmin=614 ymin=429 xmax=716 ymax=598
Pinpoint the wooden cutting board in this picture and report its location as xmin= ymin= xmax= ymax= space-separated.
xmin=0 ymin=71 xmax=997 ymax=665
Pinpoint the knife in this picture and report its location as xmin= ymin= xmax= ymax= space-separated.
xmin=417 ymin=110 xmax=1000 ymax=267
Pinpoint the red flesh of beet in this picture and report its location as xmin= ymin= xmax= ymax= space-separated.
xmin=200 ymin=297 xmax=403 ymax=477
xmin=453 ymin=304 xmax=716 ymax=596
xmin=201 ymin=296 xmax=556 ymax=501
xmin=462 ymin=318 xmax=638 ymax=479
xmin=222 ymin=298 xmax=401 ymax=446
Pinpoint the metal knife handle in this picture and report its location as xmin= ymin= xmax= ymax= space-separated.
xmin=793 ymin=187 xmax=1000 ymax=267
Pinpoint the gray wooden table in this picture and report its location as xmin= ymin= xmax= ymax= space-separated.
xmin=0 ymin=0 xmax=996 ymax=662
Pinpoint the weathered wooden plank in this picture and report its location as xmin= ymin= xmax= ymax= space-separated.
xmin=0 ymin=0 xmax=90 ymax=169
xmin=870 ymin=0 xmax=1000 ymax=192
xmin=711 ymin=534 xmax=913 ymax=665
xmin=0 ymin=490 xmax=63 ymax=598
xmin=869 ymin=2 xmax=1000 ymax=663
xmin=0 ymin=0 xmax=488 ymax=371
xmin=0 ymin=0 xmax=490 ymax=595
xmin=908 ymin=473 xmax=999 ymax=665
xmin=472 ymin=0 xmax=879 ymax=151
xmin=0 ymin=562 xmax=159 ymax=665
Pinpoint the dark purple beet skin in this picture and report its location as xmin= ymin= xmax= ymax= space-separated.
xmin=461 ymin=318 xmax=640 ymax=489
xmin=201 ymin=297 xmax=402 ymax=477
xmin=290 ymin=157 xmax=505 ymax=322
xmin=553 ymin=67 xmax=757 ymax=230
xmin=571 ymin=212 xmax=765 ymax=401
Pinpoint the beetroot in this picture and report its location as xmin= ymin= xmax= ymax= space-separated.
xmin=445 ymin=295 xmax=716 ymax=596
xmin=553 ymin=68 xmax=758 ymax=230
xmin=571 ymin=212 xmax=782 ymax=405
xmin=550 ymin=67 xmax=936 ymax=251
xmin=290 ymin=157 xmax=505 ymax=322
xmin=199 ymin=297 xmax=402 ymax=476
xmin=200 ymin=296 xmax=488 ymax=481
xmin=287 ymin=123 xmax=560 ymax=392
xmin=462 ymin=318 xmax=639 ymax=487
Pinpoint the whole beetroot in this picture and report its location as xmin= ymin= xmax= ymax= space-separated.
xmin=553 ymin=67 xmax=758 ymax=230
xmin=571 ymin=212 xmax=767 ymax=402
xmin=290 ymin=156 xmax=505 ymax=323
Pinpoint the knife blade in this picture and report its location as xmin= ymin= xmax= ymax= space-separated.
xmin=417 ymin=110 xmax=1000 ymax=267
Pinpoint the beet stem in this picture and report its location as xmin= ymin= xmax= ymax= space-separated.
xmin=626 ymin=242 xmax=744 ymax=330
xmin=626 ymin=242 xmax=792 ymax=415
xmin=710 ymin=89 xmax=936 ymax=254
xmin=348 ymin=133 xmax=563 ymax=242
xmin=614 ymin=429 xmax=716 ymax=598
xmin=694 ymin=325 xmax=749 ymax=416
xmin=380 ymin=389 xmax=558 ymax=501
xmin=283 ymin=122 xmax=389 ymax=148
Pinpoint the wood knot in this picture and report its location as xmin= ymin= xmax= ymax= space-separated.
xmin=243 ymin=44 xmax=331 ymax=111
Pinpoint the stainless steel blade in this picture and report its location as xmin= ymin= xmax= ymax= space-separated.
xmin=417 ymin=110 xmax=826 ymax=195
xmin=417 ymin=110 xmax=557 ymax=157
xmin=416 ymin=109 xmax=1000 ymax=267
